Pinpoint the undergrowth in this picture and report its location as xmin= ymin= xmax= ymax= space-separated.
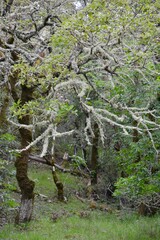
xmin=0 ymin=162 xmax=160 ymax=240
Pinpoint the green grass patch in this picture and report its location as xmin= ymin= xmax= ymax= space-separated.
xmin=1 ymin=213 xmax=160 ymax=240
xmin=28 ymin=163 xmax=85 ymax=199
xmin=1 ymin=163 xmax=160 ymax=240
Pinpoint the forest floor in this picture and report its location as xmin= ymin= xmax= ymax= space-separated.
xmin=0 ymin=162 xmax=160 ymax=240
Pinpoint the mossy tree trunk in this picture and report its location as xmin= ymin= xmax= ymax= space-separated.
xmin=10 ymin=83 xmax=35 ymax=223
xmin=15 ymin=85 xmax=35 ymax=223
xmin=52 ymin=167 xmax=64 ymax=201
xmin=1 ymin=34 xmax=36 ymax=223
xmin=15 ymin=150 xmax=35 ymax=223
xmin=51 ymin=158 xmax=64 ymax=201
xmin=90 ymin=123 xmax=99 ymax=185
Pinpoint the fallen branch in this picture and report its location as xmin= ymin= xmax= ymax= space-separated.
xmin=75 ymin=193 xmax=86 ymax=203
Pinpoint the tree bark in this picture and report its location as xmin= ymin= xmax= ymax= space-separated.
xmin=0 ymin=33 xmax=35 ymax=223
xmin=52 ymin=167 xmax=64 ymax=201
xmin=51 ymin=158 xmax=64 ymax=201
xmin=15 ymin=152 xmax=35 ymax=223
xmin=90 ymin=123 xmax=99 ymax=185
xmin=14 ymin=86 xmax=35 ymax=223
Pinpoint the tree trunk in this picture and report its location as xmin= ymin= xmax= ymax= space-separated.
xmin=90 ymin=123 xmax=99 ymax=185
xmin=2 ymin=36 xmax=35 ymax=223
xmin=14 ymin=86 xmax=35 ymax=223
xmin=52 ymin=167 xmax=64 ymax=201
xmin=15 ymin=152 xmax=35 ymax=223
xmin=51 ymin=158 xmax=64 ymax=201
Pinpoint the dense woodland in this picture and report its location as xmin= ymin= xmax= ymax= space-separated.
xmin=0 ymin=0 xmax=160 ymax=239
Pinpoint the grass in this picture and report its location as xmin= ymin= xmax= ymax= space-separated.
xmin=1 ymin=163 xmax=160 ymax=240
xmin=1 ymin=212 xmax=160 ymax=240
xmin=28 ymin=162 xmax=85 ymax=199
